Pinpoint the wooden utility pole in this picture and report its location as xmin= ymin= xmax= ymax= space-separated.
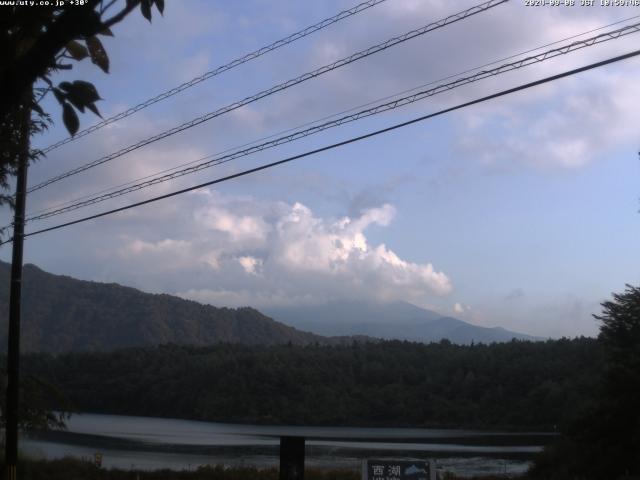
xmin=279 ymin=436 xmax=305 ymax=480
xmin=4 ymin=95 xmax=30 ymax=480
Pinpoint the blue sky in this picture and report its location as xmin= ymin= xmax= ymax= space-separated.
xmin=2 ymin=0 xmax=640 ymax=337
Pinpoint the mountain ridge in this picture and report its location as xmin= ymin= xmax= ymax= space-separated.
xmin=0 ymin=261 xmax=333 ymax=353
xmin=264 ymin=300 xmax=541 ymax=344
xmin=0 ymin=261 xmax=539 ymax=352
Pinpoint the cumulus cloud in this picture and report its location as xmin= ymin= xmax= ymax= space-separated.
xmin=5 ymin=1 xmax=634 ymax=341
xmin=112 ymin=190 xmax=451 ymax=307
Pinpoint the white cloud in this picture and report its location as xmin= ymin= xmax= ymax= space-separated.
xmin=455 ymin=66 xmax=640 ymax=170
xmin=111 ymin=191 xmax=451 ymax=307
xmin=238 ymin=255 xmax=262 ymax=275
xmin=195 ymin=205 xmax=270 ymax=242
xmin=124 ymin=238 xmax=189 ymax=255
xmin=6 ymin=0 xmax=635 ymax=341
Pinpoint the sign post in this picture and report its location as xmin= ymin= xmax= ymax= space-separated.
xmin=279 ymin=436 xmax=305 ymax=480
xmin=362 ymin=459 xmax=436 ymax=480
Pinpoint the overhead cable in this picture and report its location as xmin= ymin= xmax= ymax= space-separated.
xmin=27 ymin=0 xmax=508 ymax=194
xmin=24 ymin=21 xmax=640 ymax=223
xmin=2 ymin=47 xmax=637 ymax=246
xmin=25 ymin=13 xmax=640 ymax=220
xmin=39 ymin=0 xmax=391 ymax=154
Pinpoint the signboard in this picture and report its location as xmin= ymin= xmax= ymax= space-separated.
xmin=362 ymin=459 xmax=435 ymax=480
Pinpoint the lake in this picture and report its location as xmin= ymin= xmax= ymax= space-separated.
xmin=21 ymin=413 xmax=554 ymax=478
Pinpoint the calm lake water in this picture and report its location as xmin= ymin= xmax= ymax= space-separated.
xmin=22 ymin=413 xmax=554 ymax=478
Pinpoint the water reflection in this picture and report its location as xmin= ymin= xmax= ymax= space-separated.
xmin=22 ymin=413 xmax=551 ymax=477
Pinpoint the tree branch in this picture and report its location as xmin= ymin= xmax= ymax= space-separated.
xmin=101 ymin=0 xmax=140 ymax=29
xmin=100 ymin=0 xmax=119 ymax=15
xmin=0 ymin=0 xmax=139 ymax=118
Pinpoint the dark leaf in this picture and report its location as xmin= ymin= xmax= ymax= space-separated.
xmin=60 ymin=81 xmax=102 ymax=117
xmin=66 ymin=40 xmax=89 ymax=60
xmin=62 ymin=102 xmax=79 ymax=136
xmin=59 ymin=81 xmax=73 ymax=93
xmin=77 ymin=10 xmax=103 ymax=37
xmin=86 ymin=102 xmax=102 ymax=118
xmin=52 ymin=88 xmax=66 ymax=105
xmin=65 ymin=94 xmax=85 ymax=113
xmin=70 ymin=80 xmax=101 ymax=103
xmin=86 ymin=36 xmax=109 ymax=73
xmin=99 ymin=26 xmax=114 ymax=37
xmin=140 ymin=0 xmax=152 ymax=22
xmin=55 ymin=63 xmax=73 ymax=70
xmin=67 ymin=100 xmax=85 ymax=113
xmin=154 ymin=0 xmax=164 ymax=15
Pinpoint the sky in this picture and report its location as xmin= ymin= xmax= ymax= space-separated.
xmin=2 ymin=0 xmax=640 ymax=338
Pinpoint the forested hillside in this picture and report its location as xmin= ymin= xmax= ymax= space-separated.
xmin=22 ymin=338 xmax=600 ymax=430
xmin=0 ymin=262 xmax=326 ymax=352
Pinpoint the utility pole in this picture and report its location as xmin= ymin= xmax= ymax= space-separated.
xmin=279 ymin=436 xmax=305 ymax=480
xmin=5 ymin=94 xmax=31 ymax=480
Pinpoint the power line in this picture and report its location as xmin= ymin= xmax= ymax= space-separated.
xmin=24 ymin=13 xmax=640 ymax=220
xmin=39 ymin=0 xmax=390 ymax=154
xmin=23 ymin=21 xmax=640 ymax=223
xmin=27 ymin=0 xmax=507 ymax=194
xmin=3 ymin=47 xmax=637 ymax=246
xmin=24 ymin=20 xmax=640 ymax=221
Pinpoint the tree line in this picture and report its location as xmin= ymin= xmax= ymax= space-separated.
xmin=19 ymin=337 xmax=601 ymax=431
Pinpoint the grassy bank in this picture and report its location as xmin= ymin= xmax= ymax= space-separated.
xmin=16 ymin=458 xmax=518 ymax=480
xmin=19 ymin=459 xmax=356 ymax=480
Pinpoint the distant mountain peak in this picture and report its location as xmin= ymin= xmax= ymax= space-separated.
xmin=263 ymin=300 xmax=541 ymax=344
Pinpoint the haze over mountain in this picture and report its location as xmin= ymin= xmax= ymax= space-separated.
xmin=264 ymin=300 xmax=542 ymax=344
xmin=0 ymin=261 xmax=329 ymax=353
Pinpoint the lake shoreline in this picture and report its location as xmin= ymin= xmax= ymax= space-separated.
xmin=27 ymin=428 xmax=548 ymax=458
xmin=17 ymin=458 xmax=525 ymax=480
xmin=20 ymin=413 xmax=542 ymax=477
xmin=58 ymin=409 xmax=558 ymax=434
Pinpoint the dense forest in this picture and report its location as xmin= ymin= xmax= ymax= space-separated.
xmin=21 ymin=337 xmax=600 ymax=430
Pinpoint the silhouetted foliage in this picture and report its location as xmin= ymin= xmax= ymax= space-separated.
xmin=0 ymin=0 xmax=164 ymax=211
xmin=529 ymin=285 xmax=640 ymax=480
xmin=0 ymin=363 xmax=70 ymax=430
